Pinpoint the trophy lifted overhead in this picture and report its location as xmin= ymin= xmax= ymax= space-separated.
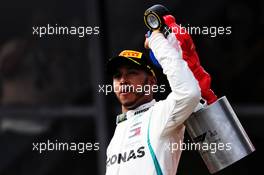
xmin=144 ymin=4 xmax=255 ymax=174
xmin=144 ymin=4 xmax=217 ymax=105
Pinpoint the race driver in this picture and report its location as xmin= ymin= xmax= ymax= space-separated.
xmin=105 ymin=30 xmax=201 ymax=175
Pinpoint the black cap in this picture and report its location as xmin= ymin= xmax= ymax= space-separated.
xmin=107 ymin=50 xmax=155 ymax=77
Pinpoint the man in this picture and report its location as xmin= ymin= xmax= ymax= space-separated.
xmin=106 ymin=30 xmax=201 ymax=175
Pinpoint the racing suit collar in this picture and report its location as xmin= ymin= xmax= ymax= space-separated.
xmin=116 ymin=99 xmax=156 ymax=125
xmin=126 ymin=99 xmax=156 ymax=118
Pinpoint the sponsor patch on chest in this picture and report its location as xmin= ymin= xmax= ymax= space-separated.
xmin=128 ymin=114 xmax=143 ymax=139
xmin=106 ymin=146 xmax=145 ymax=167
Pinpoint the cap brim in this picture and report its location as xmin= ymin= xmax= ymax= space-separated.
xmin=107 ymin=56 xmax=143 ymax=76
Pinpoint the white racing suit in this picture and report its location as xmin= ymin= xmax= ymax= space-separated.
xmin=106 ymin=33 xmax=201 ymax=175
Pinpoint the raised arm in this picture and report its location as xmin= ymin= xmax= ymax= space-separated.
xmin=148 ymin=31 xmax=201 ymax=131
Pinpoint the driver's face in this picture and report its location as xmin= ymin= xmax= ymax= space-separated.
xmin=113 ymin=65 xmax=150 ymax=110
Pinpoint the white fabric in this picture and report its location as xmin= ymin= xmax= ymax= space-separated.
xmin=106 ymin=33 xmax=201 ymax=175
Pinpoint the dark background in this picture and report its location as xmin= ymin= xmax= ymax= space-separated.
xmin=0 ymin=0 xmax=263 ymax=175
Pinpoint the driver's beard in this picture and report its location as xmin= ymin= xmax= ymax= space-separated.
xmin=122 ymin=76 xmax=150 ymax=110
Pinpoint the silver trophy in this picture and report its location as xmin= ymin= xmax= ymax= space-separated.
xmin=185 ymin=97 xmax=255 ymax=174
xmin=144 ymin=4 xmax=255 ymax=174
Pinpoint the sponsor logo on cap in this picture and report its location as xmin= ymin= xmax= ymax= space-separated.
xmin=119 ymin=50 xmax=142 ymax=59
